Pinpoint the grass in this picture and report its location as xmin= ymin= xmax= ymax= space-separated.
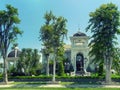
xmin=0 ymin=81 xmax=120 ymax=90
xmin=0 ymin=88 xmax=120 ymax=90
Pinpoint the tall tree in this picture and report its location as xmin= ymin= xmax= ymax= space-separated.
xmin=0 ymin=5 xmax=22 ymax=84
xmin=86 ymin=3 xmax=120 ymax=84
xmin=39 ymin=11 xmax=67 ymax=82
xmin=39 ymin=11 xmax=53 ymax=76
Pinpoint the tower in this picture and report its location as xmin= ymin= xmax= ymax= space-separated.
xmin=70 ymin=31 xmax=89 ymax=74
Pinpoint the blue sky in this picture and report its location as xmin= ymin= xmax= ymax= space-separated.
xmin=1 ymin=0 xmax=120 ymax=51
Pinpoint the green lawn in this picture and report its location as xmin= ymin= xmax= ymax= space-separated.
xmin=0 ymin=82 xmax=120 ymax=90
xmin=0 ymin=88 xmax=120 ymax=90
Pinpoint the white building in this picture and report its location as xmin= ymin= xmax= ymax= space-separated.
xmin=7 ymin=47 xmax=21 ymax=69
xmin=69 ymin=31 xmax=89 ymax=74
xmin=42 ymin=31 xmax=96 ymax=75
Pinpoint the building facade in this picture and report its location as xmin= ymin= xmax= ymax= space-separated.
xmin=69 ymin=31 xmax=89 ymax=74
xmin=7 ymin=47 xmax=21 ymax=69
xmin=41 ymin=31 xmax=96 ymax=75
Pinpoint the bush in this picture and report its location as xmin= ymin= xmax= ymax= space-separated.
xmin=8 ymin=74 xmax=120 ymax=80
xmin=0 ymin=73 xmax=2 ymax=77
xmin=111 ymin=74 xmax=120 ymax=79
xmin=57 ymin=61 xmax=64 ymax=76
xmin=10 ymin=72 xmax=25 ymax=76
xmin=8 ymin=75 xmax=103 ymax=80
xmin=9 ymin=75 xmax=52 ymax=79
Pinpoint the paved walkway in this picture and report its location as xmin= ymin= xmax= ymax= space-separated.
xmin=0 ymin=83 xmax=120 ymax=88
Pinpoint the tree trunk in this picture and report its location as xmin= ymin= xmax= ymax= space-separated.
xmin=52 ymin=50 xmax=56 ymax=82
xmin=3 ymin=57 xmax=8 ymax=84
xmin=46 ymin=55 xmax=49 ymax=76
xmin=105 ymin=53 xmax=112 ymax=84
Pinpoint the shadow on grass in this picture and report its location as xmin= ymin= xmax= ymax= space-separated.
xmin=0 ymin=80 xmax=120 ymax=89
xmin=7 ymin=81 xmax=47 ymax=88
xmin=63 ymin=80 xmax=120 ymax=89
xmin=63 ymin=81 xmax=103 ymax=89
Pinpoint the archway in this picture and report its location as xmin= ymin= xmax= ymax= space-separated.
xmin=76 ymin=53 xmax=84 ymax=72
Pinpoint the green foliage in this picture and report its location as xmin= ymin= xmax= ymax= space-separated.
xmin=8 ymin=75 xmax=106 ymax=79
xmin=9 ymin=75 xmax=52 ymax=79
xmin=86 ymin=3 xmax=120 ymax=83
xmin=56 ymin=44 xmax=66 ymax=76
xmin=57 ymin=61 xmax=64 ymax=76
xmin=0 ymin=4 xmax=23 ymax=83
xmin=9 ymin=65 xmax=16 ymax=73
xmin=98 ymin=62 xmax=104 ymax=76
xmin=86 ymin=3 xmax=120 ymax=61
xmin=39 ymin=11 xmax=68 ymax=55
xmin=56 ymin=43 xmax=66 ymax=61
xmin=0 ymin=73 xmax=2 ymax=77
xmin=39 ymin=11 xmax=68 ymax=81
xmin=0 ymin=88 xmax=119 ymax=90
xmin=111 ymin=74 xmax=120 ymax=79
xmin=0 ymin=63 xmax=3 ymax=68
xmin=16 ymin=48 xmax=41 ymax=76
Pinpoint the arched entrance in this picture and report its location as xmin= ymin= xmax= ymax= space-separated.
xmin=76 ymin=53 xmax=84 ymax=72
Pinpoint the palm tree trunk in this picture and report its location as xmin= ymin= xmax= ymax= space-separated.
xmin=3 ymin=57 xmax=8 ymax=84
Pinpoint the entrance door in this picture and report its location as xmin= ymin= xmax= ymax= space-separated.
xmin=76 ymin=53 xmax=84 ymax=72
